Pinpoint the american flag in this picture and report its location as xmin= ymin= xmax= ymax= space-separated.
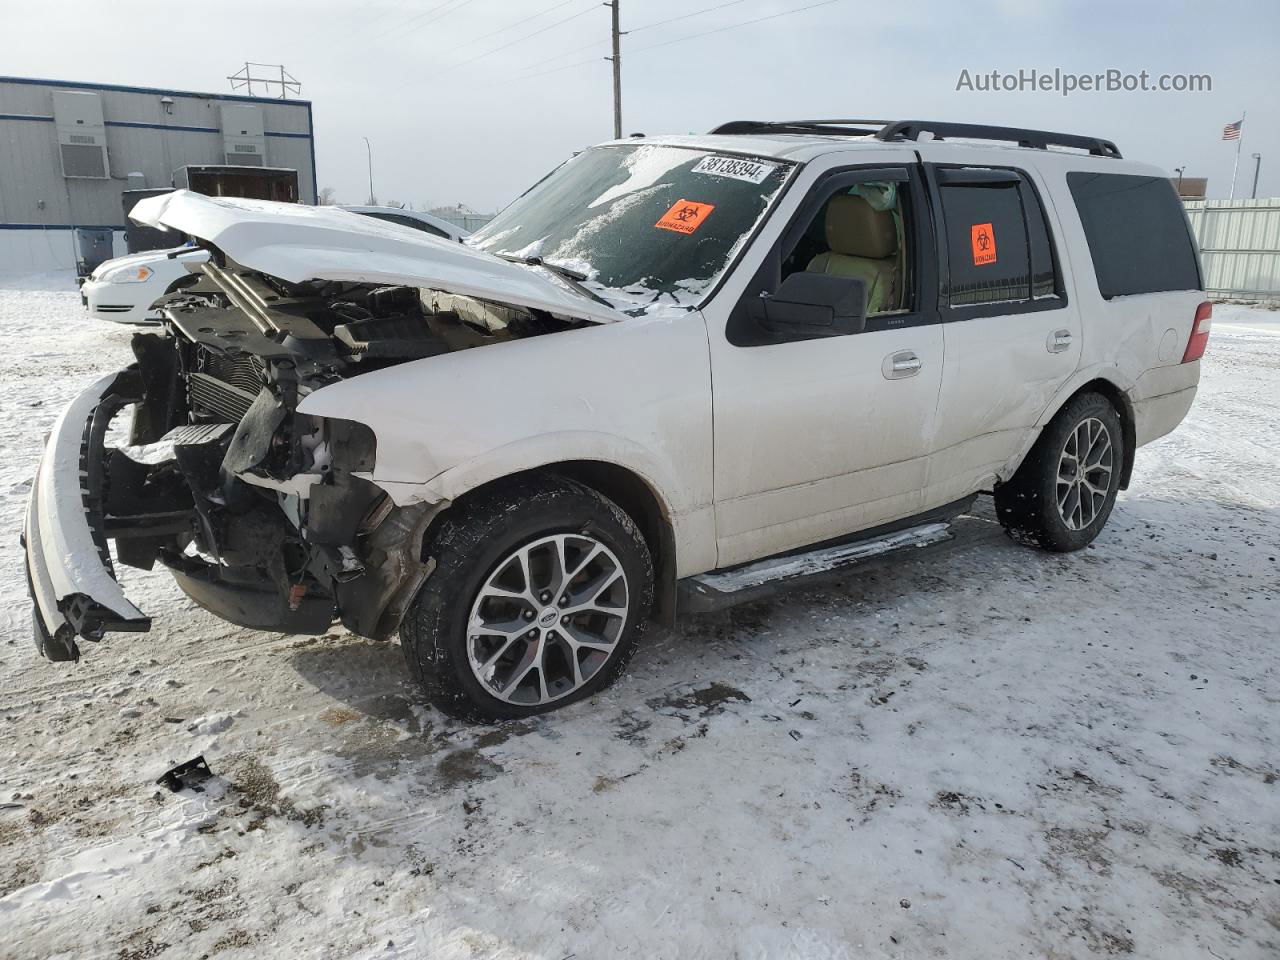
xmin=1222 ymin=118 xmax=1243 ymax=141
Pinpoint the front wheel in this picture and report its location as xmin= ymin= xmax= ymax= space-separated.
xmin=995 ymin=392 xmax=1124 ymax=552
xmin=400 ymin=476 xmax=653 ymax=722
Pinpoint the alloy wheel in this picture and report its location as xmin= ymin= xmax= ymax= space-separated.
xmin=465 ymin=533 xmax=629 ymax=705
xmin=1056 ymin=416 xmax=1114 ymax=531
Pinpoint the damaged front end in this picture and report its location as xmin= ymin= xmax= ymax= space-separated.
xmin=25 ymin=250 xmax=587 ymax=661
xmin=25 ymin=369 xmax=154 ymax=661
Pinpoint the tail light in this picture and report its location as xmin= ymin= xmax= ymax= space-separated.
xmin=1182 ymin=301 xmax=1212 ymax=363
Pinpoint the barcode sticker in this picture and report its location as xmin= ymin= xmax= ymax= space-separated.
xmin=692 ymin=155 xmax=778 ymax=184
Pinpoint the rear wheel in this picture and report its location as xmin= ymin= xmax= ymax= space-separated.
xmin=400 ymin=476 xmax=653 ymax=722
xmin=995 ymin=392 xmax=1124 ymax=552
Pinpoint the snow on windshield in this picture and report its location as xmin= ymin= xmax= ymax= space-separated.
xmin=470 ymin=144 xmax=793 ymax=313
xmin=545 ymin=186 xmax=666 ymax=283
xmin=587 ymin=146 xmax=693 ymax=210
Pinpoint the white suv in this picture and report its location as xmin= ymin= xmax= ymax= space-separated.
xmin=26 ymin=120 xmax=1208 ymax=721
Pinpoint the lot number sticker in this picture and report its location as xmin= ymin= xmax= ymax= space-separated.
xmin=971 ymin=222 xmax=997 ymax=265
xmin=656 ymin=200 xmax=716 ymax=234
xmin=692 ymin=155 xmax=778 ymax=184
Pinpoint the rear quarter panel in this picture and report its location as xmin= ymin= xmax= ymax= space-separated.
xmin=1021 ymin=153 xmax=1204 ymax=444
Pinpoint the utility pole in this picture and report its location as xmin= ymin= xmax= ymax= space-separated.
xmin=607 ymin=1 xmax=622 ymax=139
xmin=1251 ymin=153 xmax=1263 ymax=199
xmin=363 ymin=137 xmax=376 ymax=206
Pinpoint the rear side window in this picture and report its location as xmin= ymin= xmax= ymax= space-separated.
xmin=936 ymin=170 xmax=1061 ymax=308
xmin=1067 ymin=172 xmax=1201 ymax=299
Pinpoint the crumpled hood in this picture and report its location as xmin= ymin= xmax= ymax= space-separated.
xmin=129 ymin=190 xmax=624 ymax=325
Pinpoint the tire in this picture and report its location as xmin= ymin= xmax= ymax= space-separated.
xmin=994 ymin=392 xmax=1125 ymax=552
xmin=400 ymin=475 xmax=654 ymax=722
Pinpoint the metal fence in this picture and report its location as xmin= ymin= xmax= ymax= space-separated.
xmin=433 ymin=212 xmax=495 ymax=233
xmin=1183 ymin=198 xmax=1280 ymax=301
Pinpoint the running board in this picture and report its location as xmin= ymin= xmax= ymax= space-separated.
xmin=678 ymin=509 xmax=1001 ymax=614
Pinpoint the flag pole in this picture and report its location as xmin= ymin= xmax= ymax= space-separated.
xmin=1229 ymin=110 xmax=1246 ymax=199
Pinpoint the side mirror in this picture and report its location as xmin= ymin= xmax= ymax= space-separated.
xmin=747 ymin=272 xmax=868 ymax=339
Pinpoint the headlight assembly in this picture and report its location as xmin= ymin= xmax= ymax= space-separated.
xmin=100 ymin=264 xmax=154 ymax=284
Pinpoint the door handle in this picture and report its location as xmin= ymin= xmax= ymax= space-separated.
xmin=1047 ymin=329 xmax=1073 ymax=354
xmin=883 ymin=350 xmax=922 ymax=380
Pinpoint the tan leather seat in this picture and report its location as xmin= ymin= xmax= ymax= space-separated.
xmin=806 ymin=194 xmax=899 ymax=313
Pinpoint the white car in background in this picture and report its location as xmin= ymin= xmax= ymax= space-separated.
xmin=79 ymin=246 xmax=207 ymax=324
xmin=80 ymin=205 xmax=470 ymax=324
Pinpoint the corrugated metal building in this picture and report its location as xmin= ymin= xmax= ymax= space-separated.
xmin=0 ymin=75 xmax=315 ymax=273
xmin=1184 ymin=198 xmax=1280 ymax=301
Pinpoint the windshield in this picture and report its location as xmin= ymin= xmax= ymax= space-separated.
xmin=469 ymin=143 xmax=794 ymax=312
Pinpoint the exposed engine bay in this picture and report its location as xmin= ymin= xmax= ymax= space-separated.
xmin=94 ymin=251 xmax=590 ymax=651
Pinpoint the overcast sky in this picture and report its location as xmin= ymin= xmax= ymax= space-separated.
xmin=5 ymin=0 xmax=1278 ymax=211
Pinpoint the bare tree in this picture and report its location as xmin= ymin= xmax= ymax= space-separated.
xmin=317 ymin=186 xmax=338 ymax=205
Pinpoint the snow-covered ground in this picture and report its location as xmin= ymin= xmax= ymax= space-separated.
xmin=1 ymin=275 xmax=1277 ymax=960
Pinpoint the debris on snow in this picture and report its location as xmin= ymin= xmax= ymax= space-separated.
xmin=156 ymin=756 xmax=215 ymax=794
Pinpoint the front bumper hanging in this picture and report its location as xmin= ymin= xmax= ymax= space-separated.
xmin=24 ymin=370 xmax=151 ymax=661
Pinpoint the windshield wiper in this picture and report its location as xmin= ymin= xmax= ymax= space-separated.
xmin=497 ymin=253 xmax=587 ymax=281
xmin=496 ymin=254 xmax=615 ymax=309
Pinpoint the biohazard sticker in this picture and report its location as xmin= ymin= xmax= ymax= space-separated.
xmin=656 ymin=200 xmax=715 ymax=235
xmin=971 ymin=222 xmax=997 ymax=265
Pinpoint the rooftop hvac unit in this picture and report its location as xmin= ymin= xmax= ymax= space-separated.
xmin=219 ymin=103 xmax=266 ymax=166
xmin=52 ymin=90 xmax=110 ymax=179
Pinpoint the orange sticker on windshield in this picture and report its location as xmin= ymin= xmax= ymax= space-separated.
xmin=971 ymin=222 xmax=997 ymax=265
xmin=656 ymin=200 xmax=715 ymax=234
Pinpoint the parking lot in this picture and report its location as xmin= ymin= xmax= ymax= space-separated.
xmin=1 ymin=273 xmax=1277 ymax=959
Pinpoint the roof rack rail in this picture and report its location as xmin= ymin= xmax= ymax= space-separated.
xmin=876 ymin=120 xmax=1121 ymax=158
xmin=709 ymin=119 xmax=889 ymax=137
xmin=709 ymin=118 xmax=1121 ymax=158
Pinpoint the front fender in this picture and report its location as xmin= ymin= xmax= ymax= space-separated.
xmin=418 ymin=431 xmax=674 ymax=505
xmin=366 ymin=430 xmax=719 ymax=581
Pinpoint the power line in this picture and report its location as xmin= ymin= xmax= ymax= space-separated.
xmin=397 ymin=0 xmax=465 ymax=31
xmin=451 ymin=0 xmax=581 ymax=51
xmin=516 ymin=36 xmax=605 ymax=74
xmin=631 ymin=0 xmax=847 ymax=54
xmin=361 ymin=0 xmax=416 ymax=35
xmin=404 ymin=0 xmax=481 ymax=38
xmin=376 ymin=0 xmax=476 ymax=43
xmin=521 ymin=52 xmax=610 ymax=81
xmin=424 ymin=3 xmax=601 ymax=76
xmin=517 ymin=0 xmax=751 ymax=75
xmin=627 ymin=0 xmax=753 ymax=35
xmin=519 ymin=0 xmax=846 ymax=80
